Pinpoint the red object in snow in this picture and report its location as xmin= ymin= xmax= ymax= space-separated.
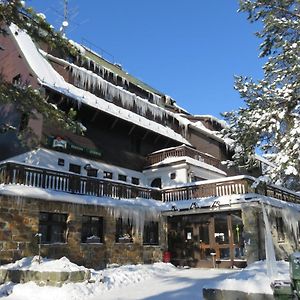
xmin=163 ymin=251 xmax=171 ymax=263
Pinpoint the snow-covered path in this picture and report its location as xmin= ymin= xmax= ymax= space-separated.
xmin=95 ymin=268 xmax=235 ymax=300
xmin=0 ymin=258 xmax=289 ymax=300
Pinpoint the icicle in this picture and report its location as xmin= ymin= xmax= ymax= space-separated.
xmin=262 ymin=203 xmax=278 ymax=279
xmin=69 ymin=63 xmax=169 ymax=122
xmin=266 ymin=205 xmax=300 ymax=242
xmin=106 ymin=202 xmax=161 ymax=235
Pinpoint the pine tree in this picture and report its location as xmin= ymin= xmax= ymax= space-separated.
xmin=0 ymin=0 xmax=79 ymax=138
xmin=223 ymin=0 xmax=300 ymax=189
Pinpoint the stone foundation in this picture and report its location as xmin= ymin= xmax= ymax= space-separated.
xmin=0 ymin=195 xmax=166 ymax=268
xmin=0 ymin=268 xmax=91 ymax=287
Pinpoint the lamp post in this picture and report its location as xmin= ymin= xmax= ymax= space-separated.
xmin=35 ymin=233 xmax=42 ymax=264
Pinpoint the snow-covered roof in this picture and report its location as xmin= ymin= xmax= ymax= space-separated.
xmin=163 ymin=193 xmax=300 ymax=213
xmin=174 ymin=114 xmax=226 ymax=144
xmin=9 ymin=24 xmax=190 ymax=146
xmin=193 ymin=114 xmax=228 ymax=128
xmin=148 ymin=156 xmax=227 ymax=176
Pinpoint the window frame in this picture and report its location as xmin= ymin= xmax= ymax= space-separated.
xmin=39 ymin=212 xmax=67 ymax=244
xmin=131 ymin=177 xmax=140 ymax=185
xmin=69 ymin=163 xmax=81 ymax=174
xmin=103 ymin=171 xmax=113 ymax=179
xmin=115 ymin=218 xmax=133 ymax=243
xmin=143 ymin=221 xmax=159 ymax=245
xmin=118 ymin=174 xmax=127 ymax=182
xmin=81 ymin=215 xmax=104 ymax=243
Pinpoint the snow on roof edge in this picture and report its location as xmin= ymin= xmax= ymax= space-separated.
xmin=8 ymin=24 xmax=190 ymax=146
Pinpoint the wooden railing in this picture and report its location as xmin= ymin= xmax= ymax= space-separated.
xmin=161 ymin=176 xmax=300 ymax=204
xmin=0 ymin=162 xmax=161 ymax=200
xmin=147 ymin=145 xmax=220 ymax=168
xmin=1 ymin=162 xmax=299 ymax=205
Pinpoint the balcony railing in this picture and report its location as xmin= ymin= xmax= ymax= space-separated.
xmin=161 ymin=176 xmax=300 ymax=204
xmin=147 ymin=145 xmax=221 ymax=168
xmin=0 ymin=162 xmax=161 ymax=200
xmin=0 ymin=162 xmax=299 ymax=205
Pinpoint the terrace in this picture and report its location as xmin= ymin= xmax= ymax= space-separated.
xmin=0 ymin=162 xmax=299 ymax=204
xmin=146 ymin=145 xmax=221 ymax=168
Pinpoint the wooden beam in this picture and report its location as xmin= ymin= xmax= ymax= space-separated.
xmin=91 ymin=111 xmax=99 ymax=122
xmin=110 ymin=118 xmax=118 ymax=130
xmin=128 ymin=125 xmax=136 ymax=136
xmin=154 ymin=135 xmax=160 ymax=144
xmin=142 ymin=130 xmax=149 ymax=140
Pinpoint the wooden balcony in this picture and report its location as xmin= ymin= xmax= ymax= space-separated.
xmin=0 ymin=162 xmax=161 ymax=200
xmin=147 ymin=145 xmax=221 ymax=168
xmin=161 ymin=176 xmax=300 ymax=204
xmin=0 ymin=162 xmax=299 ymax=206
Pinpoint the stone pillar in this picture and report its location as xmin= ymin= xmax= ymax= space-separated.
xmin=242 ymin=206 xmax=261 ymax=264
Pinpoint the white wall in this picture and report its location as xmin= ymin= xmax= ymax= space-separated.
xmin=3 ymin=148 xmax=147 ymax=186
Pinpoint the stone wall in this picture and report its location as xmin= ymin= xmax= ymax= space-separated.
xmin=241 ymin=204 xmax=298 ymax=264
xmin=0 ymin=195 xmax=165 ymax=268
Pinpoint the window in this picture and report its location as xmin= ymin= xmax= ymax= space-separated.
xmin=12 ymin=74 xmax=21 ymax=85
xmin=150 ymin=178 xmax=161 ymax=188
xmin=118 ymin=174 xmax=127 ymax=182
xmin=170 ymin=172 xmax=176 ymax=180
xmin=39 ymin=212 xmax=67 ymax=244
xmin=69 ymin=163 xmax=81 ymax=174
xmin=116 ymin=218 xmax=133 ymax=243
xmin=81 ymin=216 xmax=103 ymax=243
xmin=191 ymin=176 xmax=204 ymax=182
xmin=143 ymin=221 xmax=159 ymax=245
xmin=131 ymin=177 xmax=140 ymax=185
xmin=103 ymin=171 xmax=113 ymax=179
xmin=87 ymin=168 xmax=98 ymax=177
xmin=276 ymin=217 xmax=285 ymax=242
xmin=214 ymin=214 xmax=229 ymax=244
xmin=58 ymin=158 xmax=65 ymax=166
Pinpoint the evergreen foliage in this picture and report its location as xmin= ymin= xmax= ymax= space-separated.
xmin=0 ymin=0 xmax=80 ymax=139
xmin=223 ymin=0 xmax=300 ymax=188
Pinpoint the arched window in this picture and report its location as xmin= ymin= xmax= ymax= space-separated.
xmin=150 ymin=178 xmax=162 ymax=189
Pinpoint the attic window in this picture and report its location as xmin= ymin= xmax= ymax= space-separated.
xmin=131 ymin=177 xmax=140 ymax=185
xmin=69 ymin=163 xmax=81 ymax=174
xmin=170 ymin=172 xmax=176 ymax=180
xmin=87 ymin=168 xmax=98 ymax=177
xmin=12 ymin=74 xmax=21 ymax=85
xmin=103 ymin=171 xmax=113 ymax=179
xmin=118 ymin=174 xmax=127 ymax=182
xmin=57 ymin=158 xmax=65 ymax=166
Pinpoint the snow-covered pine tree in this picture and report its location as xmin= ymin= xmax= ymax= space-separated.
xmin=223 ymin=0 xmax=300 ymax=189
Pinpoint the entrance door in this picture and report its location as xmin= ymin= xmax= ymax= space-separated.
xmin=167 ymin=211 xmax=246 ymax=268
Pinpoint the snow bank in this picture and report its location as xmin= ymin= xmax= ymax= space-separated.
xmin=0 ymin=259 xmax=291 ymax=299
xmin=1 ymin=261 xmax=176 ymax=300
xmin=206 ymin=260 xmax=289 ymax=294
xmin=0 ymin=256 xmax=87 ymax=272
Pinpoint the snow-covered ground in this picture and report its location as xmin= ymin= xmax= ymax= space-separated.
xmin=0 ymin=257 xmax=289 ymax=300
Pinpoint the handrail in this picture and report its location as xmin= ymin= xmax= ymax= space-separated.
xmin=146 ymin=145 xmax=220 ymax=168
xmin=0 ymin=162 xmax=161 ymax=200
xmin=0 ymin=162 xmax=299 ymax=205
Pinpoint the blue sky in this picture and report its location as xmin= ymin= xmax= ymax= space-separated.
xmin=28 ymin=0 xmax=264 ymax=118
